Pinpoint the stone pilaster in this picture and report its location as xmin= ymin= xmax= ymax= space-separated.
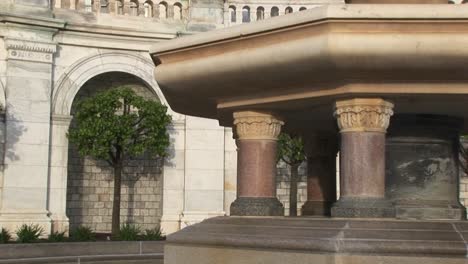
xmin=230 ymin=111 xmax=284 ymax=216
xmin=160 ymin=119 xmax=186 ymax=234
xmin=48 ymin=114 xmax=72 ymax=234
xmin=332 ymin=98 xmax=395 ymax=218
xmin=0 ymin=36 xmax=57 ymax=233
xmin=301 ymin=134 xmax=337 ymax=216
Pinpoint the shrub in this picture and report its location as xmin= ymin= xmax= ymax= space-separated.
xmin=70 ymin=226 xmax=96 ymax=242
xmin=48 ymin=231 xmax=67 ymax=242
xmin=142 ymin=226 xmax=164 ymax=241
xmin=116 ymin=223 xmax=141 ymax=241
xmin=0 ymin=228 xmax=11 ymax=243
xmin=16 ymin=224 xmax=44 ymax=243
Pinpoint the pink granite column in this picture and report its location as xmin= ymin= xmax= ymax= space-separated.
xmin=331 ymin=98 xmax=395 ymax=218
xmin=230 ymin=111 xmax=285 ymax=216
xmin=301 ymin=134 xmax=338 ymax=216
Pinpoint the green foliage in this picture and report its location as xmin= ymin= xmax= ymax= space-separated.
xmin=142 ymin=226 xmax=164 ymax=241
xmin=16 ymin=224 xmax=44 ymax=243
xmin=67 ymin=87 xmax=172 ymax=166
xmin=0 ymin=228 xmax=11 ymax=243
xmin=277 ymin=133 xmax=306 ymax=166
xmin=48 ymin=231 xmax=67 ymax=242
xmin=70 ymin=226 xmax=96 ymax=242
xmin=116 ymin=223 xmax=141 ymax=241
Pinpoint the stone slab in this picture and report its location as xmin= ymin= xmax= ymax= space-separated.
xmin=165 ymin=216 xmax=467 ymax=264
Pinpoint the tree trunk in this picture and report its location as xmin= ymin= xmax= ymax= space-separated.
xmin=289 ymin=163 xmax=299 ymax=216
xmin=111 ymin=162 xmax=123 ymax=238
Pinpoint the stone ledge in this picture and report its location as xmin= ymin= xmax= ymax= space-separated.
xmin=0 ymin=241 xmax=164 ymax=262
xmin=167 ymin=217 xmax=468 ymax=257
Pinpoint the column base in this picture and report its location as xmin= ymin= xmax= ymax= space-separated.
xmin=301 ymin=201 xmax=333 ymax=216
xmin=230 ymin=197 xmax=284 ymax=216
xmin=331 ymin=198 xmax=395 ymax=218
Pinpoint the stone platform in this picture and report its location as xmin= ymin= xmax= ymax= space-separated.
xmin=165 ymin=216 xmax=468 ymax=264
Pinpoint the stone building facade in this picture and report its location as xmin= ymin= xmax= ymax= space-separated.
xmin=0 ymin=0 xmax=467 ymax=236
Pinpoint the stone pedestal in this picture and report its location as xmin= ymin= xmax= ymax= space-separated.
xmin=301 ymin=134 xmax=337 ymax=216
xmin=332 ymin=98 xmax=395 ymax=218
xmin=230 ymin=111 xmax=284 ymax=216
xmin=386 ymin=114 xmax=466 ymax=220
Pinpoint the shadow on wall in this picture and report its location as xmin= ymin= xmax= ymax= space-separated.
xmin=3 ymin=111 xmax=26 ymax=163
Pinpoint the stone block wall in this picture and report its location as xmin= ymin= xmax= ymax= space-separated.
xmin=276 ymin=161 xmax=307 ymax=216
xmin=460 ymin=177 xmax=468 ymax=212
xmin=66 ymin=152 xmax=164 ymax=232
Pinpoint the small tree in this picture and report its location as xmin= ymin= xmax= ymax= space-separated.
xmin=68 ymin=87 xmax=172 ymax=238
xmin=277 ymin=133 xmax=306 ymax=216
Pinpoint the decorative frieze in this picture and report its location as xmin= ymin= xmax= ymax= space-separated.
xmin=5 ymin=38 xmax=57 ymax=63
xmin=334 ymin=98 xmax=394 ymax=133
xmin=233 ymin=111 xmax=284 ymax=140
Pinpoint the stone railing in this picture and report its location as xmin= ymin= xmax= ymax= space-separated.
xmin=54 ymin=0 xmax=187 ymax=21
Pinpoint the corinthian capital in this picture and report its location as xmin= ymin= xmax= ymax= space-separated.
xmin=334 ymin=98 xmax=394 ymax=133
xmin=233 ymin=111 xmax=284 ymax=140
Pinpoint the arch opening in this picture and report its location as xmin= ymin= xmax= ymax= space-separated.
xmin=66 ymin=72 xmax=164 ymax=233
xmin=173 ymin=2 xmax=182 ymax=20
xmin=229 ymin=5 xmax=236 ymax=23
xmin=256 ymin=6 xmax=264 ymax=20
xmin=144 ymin=1 xmax=154 ymax=17
xmin=271 ymin=6 xmax=279 ymax=17
xmin=242 ymin=6 xmax=250 ymax=23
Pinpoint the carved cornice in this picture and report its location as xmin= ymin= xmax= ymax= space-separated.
xmin=5 ymin=38 xmax=57 ymax=63
xmin=233 ymin=111 xmax=284 ymax=140
xmin=334 ymin=98 xmax=394 ymax=133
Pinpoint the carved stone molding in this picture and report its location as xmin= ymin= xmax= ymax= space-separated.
xmin=233 ymin=111 xmax=284 ymax=140
xmin=5 ymin=38 xmax=57 ymax=63
xmin=51 ymin=114 xmax=73 ymax=126
xmin=334 ymin=98 xmax=394 ymax=133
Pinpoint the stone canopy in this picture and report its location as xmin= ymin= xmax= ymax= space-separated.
xmin=151 ymin=4 xmax=468 ymax=132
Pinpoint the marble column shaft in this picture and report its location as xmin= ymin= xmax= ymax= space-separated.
xmin=332 ymin=98 xmax=395 ymax=218
xmin=230 ymin=111 xmax=284 ymax=216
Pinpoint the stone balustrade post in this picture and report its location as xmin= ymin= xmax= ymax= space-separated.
xmin=230 ymin=111 xmax=284 ymax=216
xmin=331 ymin=98 xmax=395 ymax=218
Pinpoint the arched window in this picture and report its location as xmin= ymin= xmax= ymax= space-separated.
xmin=242 ymin=6 xmax=250 ymax=23
xmin=100 ymin=0 xmax=109 ymax=13
xmin=299 ymin=7 xmax=306 ymax=11
xmin=130 ymin=0 xmax=139 ymax=16
xmin=229 ymin=5 xmax=236 ymax=23
xmin=115 ymin=0 xmax=123 ymax=14
xmin=285 ymin=6 xmax=293 ymax=14
xmin=173 ymin=3 xmax=182 ymax=20
xmin=84 ymin=0 xmax=93 ymax=12
xmin=271 ymin=6 xmax=279 ymax=17
xmin=144 ymin=1 xmax=153 ymax=17
xmin=256 ymin=6 xmax=264 ymax=20
xmin=159 ymin=2 xmax=168 ymax=19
